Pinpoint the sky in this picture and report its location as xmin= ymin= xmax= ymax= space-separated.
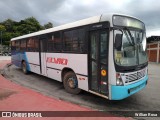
xmin=0 ymin=0 xmax=160 ymax=37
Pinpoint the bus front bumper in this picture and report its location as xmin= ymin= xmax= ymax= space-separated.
xmin=111 ymin=75 xmax=148 ymax=100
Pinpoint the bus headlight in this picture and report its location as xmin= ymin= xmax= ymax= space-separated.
xmin=116 ymin=73 xmax=124 ymax=86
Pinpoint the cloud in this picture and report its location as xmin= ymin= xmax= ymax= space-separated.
xmin=0 ymin=0 xmax=160 ymax=36
xmin=0 ymin=0 xmax=66 ymax=24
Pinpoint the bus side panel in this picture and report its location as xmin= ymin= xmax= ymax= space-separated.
xmin=11 ymin=50 xmax=31 ymax=71
xmin=46 ymin=68 xmax=62 ymax=82
xmin=76 ymin=75 xmax=88 ymax=91
xmin=20 ymin=52 xmax=30 ymax=70
xmin=11 ymin=51 xmax=22 ymax=68
xmin=25 ymin=52 xmax=40 ymax=74
xmin=46 ymin=53 xmax=89 ymax=91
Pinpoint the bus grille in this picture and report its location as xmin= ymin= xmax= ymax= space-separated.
xmin=125 ymin=69 xmax=146 ymax=83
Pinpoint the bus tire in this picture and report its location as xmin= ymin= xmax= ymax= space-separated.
xmin=22 ymin=61 xmax=28 ymax=74
xmin=63 ymin=71 xmax=81 ymax=94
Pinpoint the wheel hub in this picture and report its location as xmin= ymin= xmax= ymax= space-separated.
xmin=68 ymin=77 xmax=77 ymax=88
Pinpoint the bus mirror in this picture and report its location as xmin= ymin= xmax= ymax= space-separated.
xmin=115 ymin=34 xmax=123 ymax=51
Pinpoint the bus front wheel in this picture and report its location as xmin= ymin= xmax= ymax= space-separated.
xmin=22 ymin=61 xmax=28 ymax=74
xmin=63 ymin=72 xmax=81 ymax=94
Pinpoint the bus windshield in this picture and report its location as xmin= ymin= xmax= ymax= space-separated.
xmin=114 ymin=28 xmax=147 ymax=67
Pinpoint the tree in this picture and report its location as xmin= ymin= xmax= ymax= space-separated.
xmin=24 ymin=17 xmax=44 ymax=31
xmin=2 ymin=32 xmax=12 ymax=45
xmin=1 ymin=19 xmax=16 ymax=32
xmin=43 ymin=22 xmax=53 ymax=29
xmin=0 ymin=17 xmax=52 ymax=46
xmin=0 ymin=25 xmax=6 ymax=32
xmin=0 ymin=25 xmax=6 ymax=45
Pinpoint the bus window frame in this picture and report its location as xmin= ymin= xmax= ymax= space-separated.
xmin=62 ymin=27 xmax=86 ymax=54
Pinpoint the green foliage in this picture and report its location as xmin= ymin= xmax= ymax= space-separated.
xmin=2 ymin=32 xmax=15 ymax=45
xmin=44 ymin=22 xmax=53 ymax=29
xmin=0 ymin=17 xmax=53 ymax=46
xmin=0 ymin=25 xmax=6 ymax=31
xmin=1 ymin=19 xmax=15 ymax=32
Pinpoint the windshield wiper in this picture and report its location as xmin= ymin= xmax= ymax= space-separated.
xmin=124 ymin=27 xmax=135 ymax=46
xmin=123 ymin=30 xmax=133 ymax=46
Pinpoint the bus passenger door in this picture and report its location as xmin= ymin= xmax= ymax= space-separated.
xmin=40 ymin=38 xmax=47 ymax=76
xmin=89 ymin=30 xmax=109 ymax=96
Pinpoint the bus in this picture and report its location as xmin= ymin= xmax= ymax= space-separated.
xmin=11 ymin=13 xmax=148 ymax=100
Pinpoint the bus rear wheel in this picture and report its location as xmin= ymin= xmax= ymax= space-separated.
xmin=22 ymin=61 xmax=28 ymax=74
xmin=63 ymin=72 xmax=81 ymax=94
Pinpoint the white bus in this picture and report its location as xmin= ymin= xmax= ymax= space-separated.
xmin=11 ymin=13 xmax=148 ymax=100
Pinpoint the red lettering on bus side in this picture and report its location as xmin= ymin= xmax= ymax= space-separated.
xmin=58 ymin=58 xmax=63 ymax=64
xmin=46 ymin=57 xmax=68 ymax=65
xmin=46 ymin=57 xmax=52 ymax=63
xmin=53 ymin=58 xmax=58 ymax=64
xmin=62 ymin=59 xmax=68 ymax=65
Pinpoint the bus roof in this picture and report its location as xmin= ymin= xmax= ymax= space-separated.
xmin=11 ymin=13 xmax=138 ymax=41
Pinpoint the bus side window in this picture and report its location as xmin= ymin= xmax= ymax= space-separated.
xmin=15 ymin=41 xmax=20 ymax=51
xmin=11 ymin=41 xmax=16 ymax=51
xmin=20 ymin=39 xmax=26 ymax=51
xmin=63 ymin=28 xmax=85 ymax=53
xmin=47 ymin=34 xmax=54 ymax=52
xmin=47 ymin=32 xmax=62 ymax=52
xmin=27 ymin=38 xmax=35 ymax=52
xmin=78 ymin=28 xmax=85 ymax=53
xmin=34 ymin=38 xmax=39 ymax=52
xmin=54 ymin=32 xmax=62 ymax=52
xmin=64 ymin=31 xmax=72 ymax=51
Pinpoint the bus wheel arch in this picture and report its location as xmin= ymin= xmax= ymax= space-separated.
xmin=21 ymin=60 xmax=29 ymax=74
xmin=62 ymin=68 xmax=81 ymax=94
